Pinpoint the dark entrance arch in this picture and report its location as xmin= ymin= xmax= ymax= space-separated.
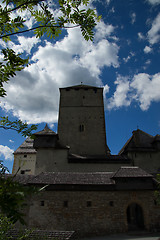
xmin=127 ymin=203 xmax=144 ymax=231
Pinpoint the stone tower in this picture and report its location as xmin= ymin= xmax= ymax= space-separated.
xmin=58 ymin=84 xmax=110 ymax=156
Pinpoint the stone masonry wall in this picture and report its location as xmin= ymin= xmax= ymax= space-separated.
xmin=27 ymin=189 xmax=160 ymax=237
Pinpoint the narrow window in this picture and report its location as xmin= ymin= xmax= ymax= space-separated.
xmin=79 ymin=124 xmax=84 ymax=132
xmin=40 ymin=201 xmax=45 ymax=206
xmin=64 ymin=201 xmax=68 ymax=208
xmin=109 ymin=201 xmax=114 ymax=207
xmin=21 ymin=170 xmax=25 ymax=174
xmin=24 ymin=154 xmax=27 ymax=158
xmin=87 ymin=201 xmax=92 ymax=207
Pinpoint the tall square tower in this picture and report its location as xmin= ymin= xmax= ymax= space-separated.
xmin=58 ymin=85 xmax=110 ymax=156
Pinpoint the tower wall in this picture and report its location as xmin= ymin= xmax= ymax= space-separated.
xmin=58 ymin=85 xmax=109 ymax=156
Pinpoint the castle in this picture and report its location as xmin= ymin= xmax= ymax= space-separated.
xmin=12 ymin=84 xmax=160 ymax=236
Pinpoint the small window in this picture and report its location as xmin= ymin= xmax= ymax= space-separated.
xmin=64 ymin=201 xmax=68 ymax=208
xmin=79 ymin=124 xmax=84 ymax=132
xmin=21 ymin=170 xmax=25 ymax=175
xmin=109 ymin=201 xmax=114 ymax=207
xmin=24 ymin=154 xmax=27 ymax=158
xmin=87 ymin=201 xmax=92 ymax=207
xmin=40 ymin=201 xmax=45 ymax=206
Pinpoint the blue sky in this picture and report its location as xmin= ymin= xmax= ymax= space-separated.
xmin=0 ymin=0 xmax=160 ymax=172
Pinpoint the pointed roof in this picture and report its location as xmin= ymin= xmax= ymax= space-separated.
xmin=34 ymin=124 xmax=57 ymax=136
xmin=119 ymin=129 xmax=156 ymax=154
xmin=14 ymin=137 xmax=36 ymax=154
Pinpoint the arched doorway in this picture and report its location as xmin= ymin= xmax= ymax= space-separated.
xmin=127 ymin=203 xmax=144 ymax=231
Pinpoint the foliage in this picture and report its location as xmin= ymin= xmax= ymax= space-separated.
xmin=0 ymin=214 xmax=47 ymax=240
xmin=0 ymin=0 xmax=99 ymax=136
xmin=0 ymin=214 xmax=14 ymax=240
xmin=0 ymin=161 xmax=37 ymax=225
xmin=0 ymin=116 xmax=37 ymax=137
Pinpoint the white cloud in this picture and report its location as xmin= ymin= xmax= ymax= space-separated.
xmin=94 ymin=21 xmax=115 ymax=41
xmin=79 ymin=39 xmax=119 ymax=77
xmin=147 ymin=0 xmax=160 ymax=5
xmin=107 ymin=76 xmax=131 ymax=109
xmin=144 ymin=45 xmax=152 ymax=53
xmin=8 ymin=36 xmax=41 ymax=55
xmin=106 ymin=0 xmax=111 ymax=4
xmin=131 ymin=13 xmax=136 ymax=24
xmin=0 ymin=145 xmax=14 ymax=161
xmin=147 ymin=13 xmax=160 ymax=44
xmin=0 ymin=23 xmax=119 ymax=124
xmin=138 ymin=32 xmax=145 ymax=40
xmin=107 ymin=73 xmax=160 ymax=111
xmin=131 ymin=73 xmax=160 ymax=110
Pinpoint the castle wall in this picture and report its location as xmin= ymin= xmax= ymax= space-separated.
xmin=27 ymin=189 xmax=160 ymax=236
xmin=128 ymin=151 xmax=160 ymax=173
xmin=35 ymin=148 xmax=68 ymax=174
xmin=35 ymin=147 xmax=131 ymax=173
xmin=12 ymin=153 xmax=36 ymax=175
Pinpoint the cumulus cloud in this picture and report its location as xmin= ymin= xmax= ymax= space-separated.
xmin=147 ymin=13 xmax=160 ymax=44
xmin=131 ymin=73 xmax=160 ymax=110
xmin=107 ymin=76 xmax=131 ymax=109
xmin=144 ymin=45 xmax=152 ymax=53
xmin=107 ymin=73 xmax=160 ymax=111
xmin=10 ymin=36 xmax=41 ymax=55
xmin=0 ymin=23 xmax=119 ymax=124
xmin=0 ymin=145 xmax=14 ymax=161
xmin=147 ymin=0 xmax=160 ymax=5
xmin=94 ymin=21 xmax=115 ymax=41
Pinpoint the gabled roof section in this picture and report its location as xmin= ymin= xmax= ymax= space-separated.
xmin=60 ymin=84 xmax=103 ymax=90
xmin=119 ymin=129 xmax=155 ymax=154
xmin=111 ymin=166 xmax=152 ymax=178
xmin=27 ymin=172 xmax=114 ymax=185
xmin=34 ymin=124 xmax=57 ymax=136
xmin=152 ymin=134 xmax=160 ymax=142
xmin=14 ymin=137 xmax=36 ymax=154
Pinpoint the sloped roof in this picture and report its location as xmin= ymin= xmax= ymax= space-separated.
xmin=34 ymin=124 xmax=57 ymax=135
xmin=60 ymin=84 xmax=103 ymax=90
xmin=27 ymin=172 xmax=114 ymax=185
xmin=119 ymin=129 xmax=156 ymax=154
xmin=7 ymin=229 xmax=76 ymax=240
xmin=14 ymin=137 xmax=36 ymax=154
xmin=111 ymin=166 xmax=153 ymax=178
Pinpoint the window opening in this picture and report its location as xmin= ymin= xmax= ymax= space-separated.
xmin=109 ymin=201 xmax=114 ymax=207
xmin=79 ymin=124 xmax=84 ymax=132
xmin=64 ymin=201 xmax=68 ymax=208
xmin=87 ymin=201 xmax=92 ymax=207
xmin=40 ymin=201 xmax=45 ymax=206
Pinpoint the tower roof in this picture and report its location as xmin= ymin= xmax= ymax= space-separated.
xmin=34 ymin=124 xmax=57 ymax=136
xmin=119 ymin=129 xmax=157 ymax=154
xmin=60 ymin=84 xmax=103 ymax=90
xmin=14 ymin=137 xmax=36 ymax=154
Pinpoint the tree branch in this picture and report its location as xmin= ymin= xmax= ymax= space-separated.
xmin=0 ymin=24 xmax=80 ymax=39
xmin=1 ymin=0 xmax=44 ymax=15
